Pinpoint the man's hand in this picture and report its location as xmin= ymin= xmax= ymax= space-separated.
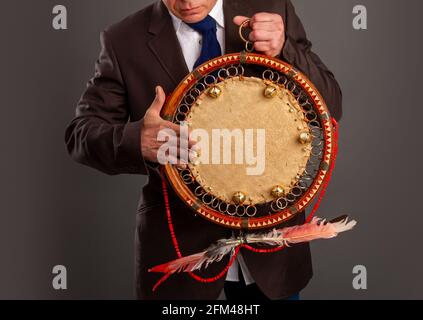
xmin=233 ymin=13 xmax=285 ymax=57
xmin=140 ymin=86 xmax=192 ymax=167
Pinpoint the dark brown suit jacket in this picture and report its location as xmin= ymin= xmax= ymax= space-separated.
xmin=65 ymin=0 xmax=342 ymax=300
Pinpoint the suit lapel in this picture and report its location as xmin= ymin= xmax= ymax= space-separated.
xmin=147 ymin=1 xmax=189 ymax=85
xmin=147 ymin=0 xmax=251 ymax=85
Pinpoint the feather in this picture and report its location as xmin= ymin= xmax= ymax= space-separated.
xmin=149 ymin=217 xmax=357 ymax=274
xmin=149 ymin=252 xmax=207 ymax=274
xmin=245 ymin=217 xmax=356 ymax=246
xmin=280 ymin=217 xmax=357 ymax=244
xmin=246 ymin=229 xmax=287 ymax=246
xmin=149 ymin=238 xmax=239 ymax=274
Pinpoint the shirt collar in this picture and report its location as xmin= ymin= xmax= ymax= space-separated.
xmin=209 ymin=0 xmax=225 ymax=28
xmin=165 ymin=0 xmax=225 ymax=32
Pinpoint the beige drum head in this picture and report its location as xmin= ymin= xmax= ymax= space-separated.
xmin=187 ymin=76 xmax=311 ymax=205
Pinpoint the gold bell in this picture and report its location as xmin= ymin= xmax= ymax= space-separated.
xmin=232 ymin=192 xmax=247 ymax=205
xmin=271 ymin=185 xmax=285 ymax=198
xmin=264 ymin=85 xmax=278 ymax=98
xmin=207 ymin=86 xmax=222 ymax=99
xmin=298 ymin=132 xmax=311 ymax=144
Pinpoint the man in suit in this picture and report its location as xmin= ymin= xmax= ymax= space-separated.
xmin=65 ymin=0 xmax=342 ymax=300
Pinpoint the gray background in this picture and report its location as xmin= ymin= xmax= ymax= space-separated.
xmin=0 ymin=0 xmax=422 ymax=299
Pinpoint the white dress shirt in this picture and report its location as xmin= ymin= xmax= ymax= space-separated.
xmin=164 ymin=0 xmax=254 ymax=285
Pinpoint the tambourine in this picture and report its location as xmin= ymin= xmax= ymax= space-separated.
xmin=160 ymin=20 xmax=335 ymax=230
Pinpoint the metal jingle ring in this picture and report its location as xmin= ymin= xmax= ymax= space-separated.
xmin=177 ymin=104 xmax=190 ymax=114
xmin=245 ymin=41 xmax=254 ymax=53
xmin=262 ymin=69 xmax=274 ymax=81
xmin=226 ymin=66 xmax=239 ymax=77
xmin=194 ymin=82 xmax=206 ymax=92
xmin=179 ymin=167 xmax=190 ymax=175
xmin=175 ymin=112 xmax=187 ymax=122
xmin=297 ymin=93 xmax=308 ymax=104
xmin=302 ymin=171 xmax=314 ymax=180
xmin=297 ymin=180 xmax=308 ymax=190
xmin=218 ymin=201 xmax=228 ymax=213
xmin=304 ymin=167 xmax=318 ymax=177
xmin=202 ymin=193 xmax=215 ymax=206
xmin=310 ymin=127 xmax=323 ymax=137
xmin=236 ymin=205 xmax=246 ymax=217
xmin=291 ymin=187 xmax=303 ymax=197
xmin=179 ymin=168 xmax=191 ymax=176
xmin=286 ymin=81 xmax=297 ymax=92
xmin=310 ymin=137 xmax=322 ymax=147
xmin=303 ymin=174 xmax=316 ymax=183
xmin=308 ymin=120 xmax=321 ymax=128
xmin=276 ymin=198 xmax=288 ymax=210
xmin=204 ymin=74 xmax=217 ymax=86
xmin=291 ymin=85 xmax=301 ymax=97
xmin=311 ymin=146 xmax=323 ymax=157
xmin=271 ymin=71 xmax=281 ymax=84
xmin=189 ymin=87 xmax=201 ymax=97
xmin=306 ymin=111 xmax=317 ymax=121
xmin=301 ymin=172 xmax=314 ymax=182
xmin=301 ymin=102 xmax=313 ymax=112
xmin=237 ymin=64 xmax=245 ymax=76
xmin=175 ymin=164 xmax=185 ymax=171
xmin=306 ymin=173 xmax=317 ymax=181
xmin=311 ymin=138 xmax=323 ymax=148
xmin=176 ymin=109 xmax=188 ymax=117
xmin=286 ymin=193 xmax=296 ymax=203
xmin=278 ymin=74 xmax=288 ymax=86
xmin=238 ymin=19 xmax=254 ymax=53
xmin=239 ymin=19 xmax=251 ymax=43
xmin=194 ymin=186 xmax=205 ymax=197
xmin=303 ymin=168 xmax=314 ymax=176
xmin=211 ymin=197 xmax=221 ymax=209
xmin=182 ymin=173 xmax=193 ymax=185
xmin=309 ymin=156 xmax=322 ymax=165
xmin=182 ymin=171 xmax=192 ymax=180
xmin=218 ymin=68 xmax=229 ymax=80
xmin=311 ymin=136 xmax=323 ymax=145
xmin=310 ymin=151 xmax=323 ymax=160
xmin=183 ymin=94 xmax=196 ymax=106
xmin=271 ymin=201 xmax=281 ymax=212
xmin=246 ymin=205 xmax=257 ymax=217
xmin=182 ymin=178 xmax=193 ymax=185
xmin=227 ymin=203 xmax=237 ymax=216
xmin=310 ymin=139 xmax=322 ymax=149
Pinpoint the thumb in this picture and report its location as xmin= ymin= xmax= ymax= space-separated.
xmin=149 ymin=85 xmax=167 ymax=114
xmin=233 ymin=15 xmax=250 ymax=26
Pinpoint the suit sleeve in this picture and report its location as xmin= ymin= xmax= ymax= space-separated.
xmin=65 ymin=30 xmax=148 ymax=175
xmin=279 ymin=0 xmax=342 ymax=121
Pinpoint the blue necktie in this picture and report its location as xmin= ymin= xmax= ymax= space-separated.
xmin=186 ymin=15 xmax=222 ymax=69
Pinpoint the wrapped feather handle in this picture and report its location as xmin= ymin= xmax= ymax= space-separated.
xmin=149 ymin=216 xmax=357 ymax=275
